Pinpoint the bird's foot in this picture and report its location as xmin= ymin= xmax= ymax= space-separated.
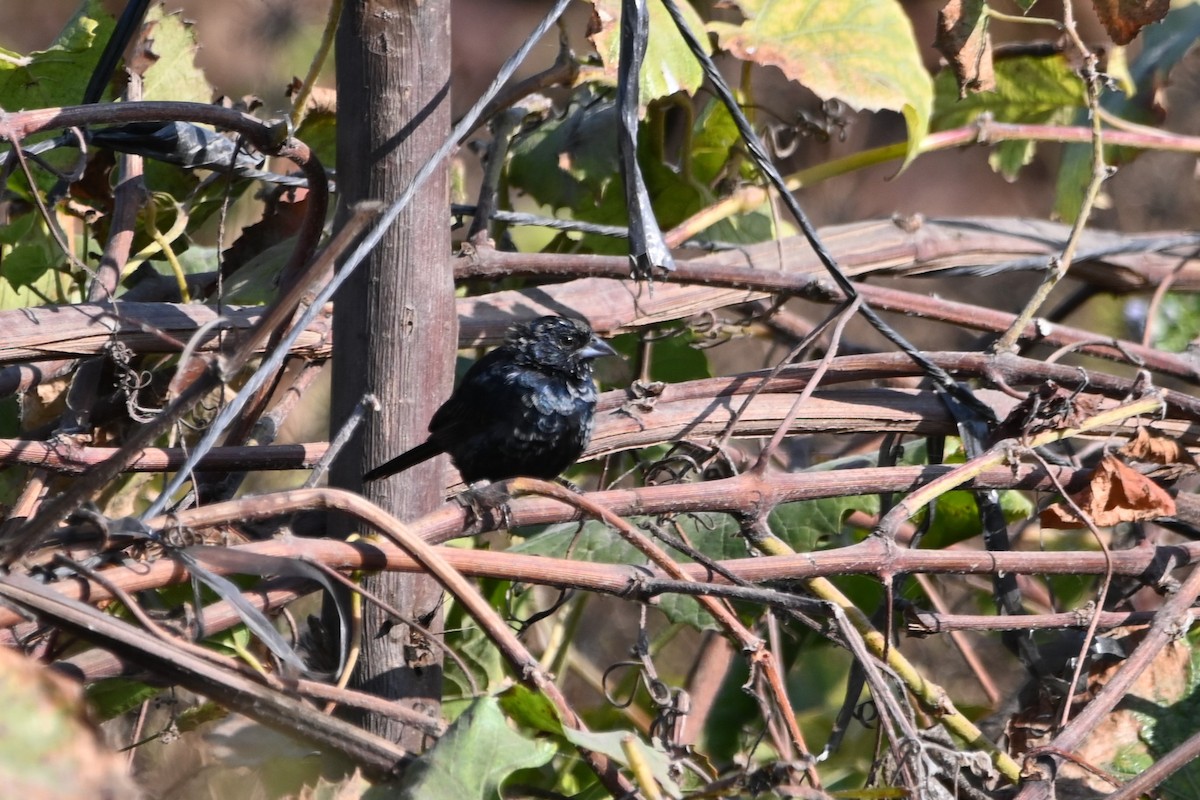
xmin=455 ymin=480 xmax=515 ymax=533
xmin=554 ymin=476 xmax=583 ymax=493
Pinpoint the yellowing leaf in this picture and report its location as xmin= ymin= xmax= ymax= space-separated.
xmin=708 ymin=0 xmax=932 ymax=169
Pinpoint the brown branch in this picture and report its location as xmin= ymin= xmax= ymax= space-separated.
xmin=6 ymin=484 xmax=1194 ymax=631
xmin=0 ymin=438 xmax=329 ymax=474
xmin=458 ymin=251 xmax=1200 ymax=383
xmin=0 ymin=302 xmax=332 ymax=366
xmin=0 ymin=572 xmax=412 ymax=777
xmin=1015 ymin=565 xmax=1200 ymax=799
xmin=458 ymin=217 xmax=1200 ymax=295
xmin=906 ymin=608 xmax=1173 ymax=634
xmin=8 ymin=351 xmax=1200 ymax=483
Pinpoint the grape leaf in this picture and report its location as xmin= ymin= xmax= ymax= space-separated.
xmin=709 ymin=0 xmax=932 ymax=169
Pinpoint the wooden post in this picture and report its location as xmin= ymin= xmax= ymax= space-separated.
xmin=330 ymin=0 xmax=453 ymax=747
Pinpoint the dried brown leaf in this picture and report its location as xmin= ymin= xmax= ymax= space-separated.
xmin=935 ymin=0 xmax=995 ymax=96
xmin=1119 ymin=425 xmax=1198 ymax=468
xmin=1040 ymin=452 xmax=1175 ymax=528
xmin=1091 ymin=0 xmax=1169 ymax=45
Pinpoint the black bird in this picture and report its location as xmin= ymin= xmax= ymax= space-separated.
xmin=363 ymin=316 xmax=617 ymax=485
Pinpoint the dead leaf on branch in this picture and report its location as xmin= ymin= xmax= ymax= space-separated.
xmin=990 ymin=381 xmax=1098 ymax=445
xmin=1008 ymin=629 xmax=1192 ymax=793
xmin=1092 ymin=0 xmax=1169 ymax=45
xmin=1040 ymin=452 xmax=1175 ymax=529
xmin=1119 ymin=425 xmax=1198 ymax=468
xmin=935 ymin=0 xmax=996 ymax=96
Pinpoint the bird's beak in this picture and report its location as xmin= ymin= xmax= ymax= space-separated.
xmin=580 ymin=334 xmax=618 ymax=360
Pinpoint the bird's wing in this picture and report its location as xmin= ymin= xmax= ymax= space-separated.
xmin=365 ymin=349 xmax=514 ymax=482
xmin=426 ymin=347 xmax=513 ymax=436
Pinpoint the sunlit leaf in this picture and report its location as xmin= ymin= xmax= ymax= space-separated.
xmin=932 ymin=54 xmax=1085 ymax=179
xmin=560 ymin=727 xmax=680 ymax=796
xmin=0 ymin=0 xmax=114 ymax=109
xmin=139 ymin=5 xmax=212 ymax=104
xmin=498 ymin=685 xmax=564 ymax=736
xmin=709 ymin=0 xmax=932 ymax=168
xmin=587 ymin=0 xmax=710 ymax=103
xmin=396 ymin=696 xmax=555 ymax=800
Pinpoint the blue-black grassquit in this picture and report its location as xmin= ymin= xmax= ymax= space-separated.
xmin=363 ymin=316 xmax=617 ymax=484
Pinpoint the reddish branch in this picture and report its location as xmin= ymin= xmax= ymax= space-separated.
xmin=459 ymin=246 xmax=1200 ymax=383
xmin=7 ymin=485 xmax=1197 ymax=632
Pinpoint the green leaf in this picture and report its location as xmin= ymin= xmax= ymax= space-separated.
xmin=508 ymin=94 xmax=620 ymax=213
xmin=509 ymin=91 xmax=778 ymax=251
xmin=932 ymin=54 xmax=1085 ymax=180
xmin=85 ymin=678 xmax=161 ymax=721
xmin=708 ymin=0 xmax=931 ymax=169
xmin=295 ymin=106 xmax=338 ymax=168
xmin=517 ymin=499 xmax=878 ymax=630
xmin=140 ymin=5 xmax=213 ymax=104
xmin=0 ymin=0 xmax=115 ymax=109
xmin=1051 ymin=136 xmax=1094 ymax=223
xmin=919 ymin=488 xmax=1034 ymax=549
xmin=560 ymin=727 xmax=681 ymax=797
xmin=395 ymin=696 xmax=556 ymax=800
xmin=587 ymin=0 xmax=710 ymax=103
xmin=770 ymin=494 xmax=879 ymax=553
xmin=511 ymin=518 xmax=642 ymax=563
xmin=497 ymin=685 xmax=564 ymax=736
xmin=610 ymin=329 xmax=711 ymax=383
xmin=2 ymin=241 xmax=53 ymax=290
xmin=442 ymin=579 xmax=510 ymax=701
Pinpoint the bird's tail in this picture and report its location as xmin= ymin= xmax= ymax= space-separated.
xmin=362 ymin=440 xmax=443 ymax=482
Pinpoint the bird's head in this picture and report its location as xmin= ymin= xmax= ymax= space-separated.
xmin=508 ymin=316 xmax=618 ymax=377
